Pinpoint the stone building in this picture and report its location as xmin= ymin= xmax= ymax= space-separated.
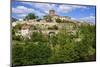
xmin=49 ymin=10 xmax=56 ymax=16
xmin=21 ymin=23 xmax=32 ymax=37
xmin=12 ymin=10 xmax=78 ymax=38
xmin=48 ymin=10 xmax=71 ymax=22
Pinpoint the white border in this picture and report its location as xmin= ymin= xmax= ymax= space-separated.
xmin=20 ymin=0 xmax=96 ymax=5
xmin=0 ymin=0 xmax=10 ymax=67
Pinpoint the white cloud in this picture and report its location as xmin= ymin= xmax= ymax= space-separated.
xmin=79 ymin=15 xmax=95 ymax=23
xmin=13 ymin=14 xmax=28 ymax=20
xmin=12 ymin=6 xmax=35 ymax=14
xmin=22 ymin=2 xmax=55 ymax=10
xmin=71 ymin=17 xmax=78 ymax=20
xmin=57 ymin=5 xmax=88 ymax=14
xmin=12 ymin=5 xmax=46 ymax=19
xmin=33 ymin=3 xmax=57 ymax=14
xmin=20 ymin=2 xmax=57 ymax=14
xmin=19 ymin=2 xmax=88 ymax=14
xmin=57 ymin=5 xmax=73 ymax=13
xmin=32 ymin=10 xmax=46 ymax=18
xmin=71 ymin=15 xmax=95 ymax=23
xmin=17 ymin=14 xmax=27 ymax=17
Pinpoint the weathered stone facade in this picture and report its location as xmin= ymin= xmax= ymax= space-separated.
xmin=12 ymin=10 xmax=82 ymax=37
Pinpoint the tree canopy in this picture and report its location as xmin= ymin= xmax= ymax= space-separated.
xmin=12 ymin=21 xmax=96 ymax=66
xmin=24 ymin=13 xmax=38 ymax=21
xmin=12 ymin=17 xmax=18 ymax=22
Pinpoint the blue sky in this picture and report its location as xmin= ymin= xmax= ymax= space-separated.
xmin=12 ymin=1 xmax=96 ymax=23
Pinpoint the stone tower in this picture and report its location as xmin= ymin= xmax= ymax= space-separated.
xmin=49 ymin=10 xmax=56 ymax=16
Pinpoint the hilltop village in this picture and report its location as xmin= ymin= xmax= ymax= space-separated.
xmin=12 ymin=10 xmax=93 ymax=38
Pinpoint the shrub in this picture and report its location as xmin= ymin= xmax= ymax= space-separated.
xmin=12 ymin=44 xmax=24 ymax=66
xmin=23 ymin=42 xmax=52 ymax=65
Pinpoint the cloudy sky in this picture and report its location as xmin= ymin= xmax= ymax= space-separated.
xmin=12 ymin=1 xmax=96 ymax=23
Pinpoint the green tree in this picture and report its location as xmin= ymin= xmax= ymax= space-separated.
xmin=44 ymin=15 xmax=52 ymax=22
xmin=74 ymin=24 xmax=96 ymax=61
xmin=12 ymin=17 xmax=18 ymax=22
xmin=24 ymin=13 xmax=37 ymax=21
xmin=12 ymin=20 xmax=96 ymax=65
xmin=12 ymin=43 xmax=24 ymax=66
xmin=13 ymin=23 xmax=22 ymax=30
xmin=56 ymin=18 xmax=62 ymax=23
xmin=12 ymin=26 xmax=23 ymax=41
xmin=23 ymin=42 xmax=52 ymax=65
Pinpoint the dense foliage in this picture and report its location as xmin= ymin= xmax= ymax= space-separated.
xmin=12 ymin=22 xmax=96 ymax=66
xmin=12 ymin=17 xmax=18 ymax=22
xmin=43 ymin=15 xmax=52 ymax=22
xmin=24 ymin=13 xmax=38 ymax=21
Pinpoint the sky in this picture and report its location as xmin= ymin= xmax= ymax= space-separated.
xmin=12 ymin=1 xmax=96 ymax=23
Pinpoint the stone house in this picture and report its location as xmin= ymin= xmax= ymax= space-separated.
xmin=21 ymin=23 xmax=32 ymax=38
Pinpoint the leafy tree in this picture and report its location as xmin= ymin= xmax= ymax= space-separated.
xmin=12 ymin=43 xmax=24 ymax=66
xmin=24 ymin=13 xmax=37 ymax=21
xmin=14 ymin=23 xmax=22 ymax=30
xmin=49 ymin=35 xmax=58 ymax=47
xmin=30 ymin=25 xmax=37 ymax=30
xmin=12 ymin=26 xmax=23 ymax=41
xmin=56 ymin=18 xmax=62 ymax=23
xmin=23 ymin=42 xmax=52 ymax=65
xmin=74 ymin=24 xmax=96 ymax=61
xmin=43 ymin=15 xmax=52 ymax=22
xmin=12 ymin=17 xmax=18 ymax=22
xmin=30 ymin=32 xmax=44 ymax=42
xmin=12 ymin=20 xmax=96 ymax=65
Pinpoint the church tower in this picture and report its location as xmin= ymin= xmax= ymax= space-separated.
xmin=49 ymin=10 xmax=56 ymax=16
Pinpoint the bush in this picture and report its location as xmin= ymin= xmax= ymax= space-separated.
xmin=12 ymin=23 xmax=96 ymax=65
xmin=24 ymin=13 xmax=37 ymax=20
xmin=56 ymin=18 xmax=62 ymax=23
xmin=12 ymin=44 xmax=24 ymax=66
xmin=23 ymin=42 xmax=52 ymax=65
xmin=12 ymin=42 xmax=52 ymax=65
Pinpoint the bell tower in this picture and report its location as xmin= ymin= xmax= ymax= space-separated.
xmin=49 ymin=10 xmax=56 ymax=16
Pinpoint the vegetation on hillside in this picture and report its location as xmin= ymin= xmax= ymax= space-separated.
xmin=12 ymin=22 xmax=96 ymax=66
xmin=23 ymin=13 xmax=38 ymax=21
